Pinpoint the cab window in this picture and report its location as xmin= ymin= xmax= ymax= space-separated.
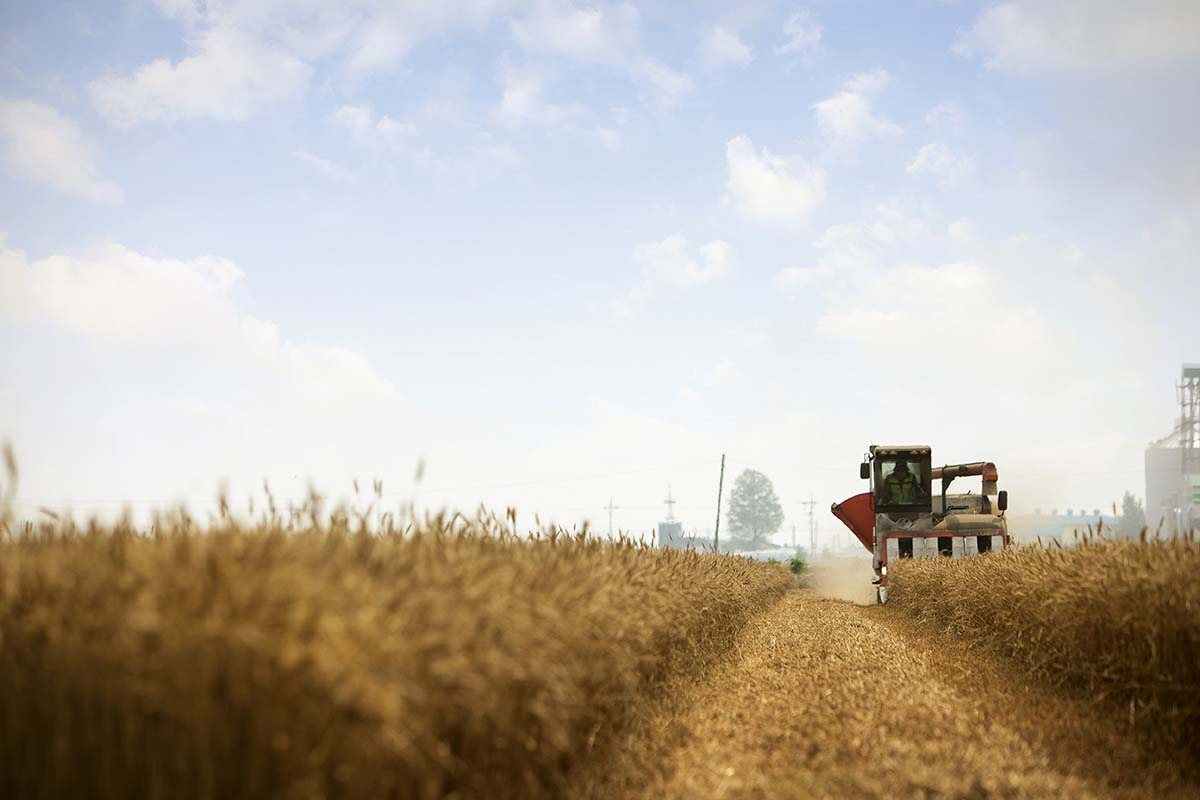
xmin=876 ymin=458 xmax=928 ymax=507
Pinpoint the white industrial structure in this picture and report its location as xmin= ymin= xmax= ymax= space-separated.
xmin=1145 ymin=364 xmax=1200 ymax=535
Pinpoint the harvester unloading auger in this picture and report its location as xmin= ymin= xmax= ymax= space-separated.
xmin=832 ymin=445 xmax=1010 ymax=604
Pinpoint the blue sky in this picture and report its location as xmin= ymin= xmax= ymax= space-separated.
xmin=1 ymin=1 xmax=1198 ymax=540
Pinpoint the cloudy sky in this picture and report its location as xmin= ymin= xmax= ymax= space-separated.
xmin=1 ymin=0 xmax=1197 ymax=541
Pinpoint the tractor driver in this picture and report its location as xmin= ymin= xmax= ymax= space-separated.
xmin=881 ymin=460 xmax=924 ymax=505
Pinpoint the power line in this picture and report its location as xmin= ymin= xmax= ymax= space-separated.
xmin=379 ymin=458 xmax=721 ymax=497
xmin=9 ymin=458 xmax=722 ymax=509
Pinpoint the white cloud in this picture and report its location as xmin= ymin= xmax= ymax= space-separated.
xmin=237 ymin=316 xmax=398 ymax=412
xmin=335 ymin=3 xmax=512 ymax=75
xmin=777 ymin=264 xmax=831 ymax=288
xmin=339 ymin=9 xmax=426 ymax=75
xmin=615 ymin=235 xmax=731 ymax=316
xmin=327 ymin=104 xmax=518 ymax=184
xmin=775 ymin=10 xmax=822 ymax=59
xmin=723 ymin=135 xmax=825 ymax=229
xmin=152 ymin=0 xmax=201 ymax=21
xmin=510 ymin=3 xmax=691 ymax=110
xmin=630 ymin=58 xmax=694 ymax=109
xmin=775 ymin=199 xmax=935 ymax=290
xmin=698 ymin=26 xmax=753 ymax=70
xmin=376 ymin=116 xmax=417 ymax=138
xmin=495 ymin=57 xmax=590 ymax=126
xmin=330 ymin=104 xmax=418 ymax=144
xmin=782 ymin=201 xmax=1151 ymax=397
xmin=762 ymin=195 xmax=1186 ymax=513
xmin=636 ymin=236 xmax=731 ymax=287
xmin=843 ymin=69 xmax=890 ymax=95
xmin=594 ymin=126 xmax=621 ymax=151
xmin=591 ymin=105 xmax=630 ymax=151
xmin=924 ymin=101 xmax=965 ymax=131
xmin=0 ymin=240 xmax=246 ymax=342
xmin=0 ymin=235 xmax=405 ymax=496
xmin=0 ymin=239 xmax=403 ymax=414
xmin=510 ymin=2 xmax=641 ymax=64
xmin=787 ymin=208 xmax=1057 ymax=373
xmin=88 ymin=1 xmax=694 ymax=129
xmin=497 ymin=69 xmax=551 ymax=123
xmin=811 ymin=70 xmax=902 ymax=154
xmin=468 ymin=131 xmax=520 ymax=167
xmin=906 ymin=142 xmax=975 ymax=185
xmin=0 ymin=100 xmax=121 ymax=204
xmin=89 ymin=1 xmax=518 ymax=126
xmin=292 ymin=149 xmax=350 ymax=180
xmin=89 ymin=26 xmax=310 ymax=127
xmin=331 ymin=104 xmax=372 ymax=130
xmin=817 ymin=262 xmax=1021 ymax=341
xmin=956 ymin=1 xmax=1200 ymax=73
xmin=805 ymin=254 xmax=1068 ymax=443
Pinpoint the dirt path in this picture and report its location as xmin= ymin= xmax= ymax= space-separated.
xmin=601 ymin=586 xmax=1197 ymax=800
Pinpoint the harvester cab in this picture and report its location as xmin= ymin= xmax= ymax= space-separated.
xmin=831 ymin=445 xmax=1010 ymax=604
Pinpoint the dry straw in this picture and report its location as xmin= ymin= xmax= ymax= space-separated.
xmin=889 ymin=527 xmax=1200 ymax=751
xmin=0 ymin=460 xmax=790 ymax=799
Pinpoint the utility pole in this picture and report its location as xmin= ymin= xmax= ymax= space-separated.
xmin=801 ymin=495 xmax=817 ymax=558
xmin=658 ymin=487 xmax=678 ymax=549
xmin=605 ymin=497 xmax=619 ymax=538
xmin=810 ymin=493 xmax=817 ymax=556
xmin=714 ymin=454 xmax=725 ymax=552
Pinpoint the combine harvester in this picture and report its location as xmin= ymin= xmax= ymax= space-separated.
xmin=832 ymin=445 xmax=1010 ymax=604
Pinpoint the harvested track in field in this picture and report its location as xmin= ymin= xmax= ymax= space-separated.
xmin=598 ymin=589 xmax=1198 ymax=800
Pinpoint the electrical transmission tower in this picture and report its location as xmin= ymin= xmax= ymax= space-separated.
xmin=800 ymin=495 xmax=817 ymax=557
xmin=605 ymin=497 xmax=619 ymax=538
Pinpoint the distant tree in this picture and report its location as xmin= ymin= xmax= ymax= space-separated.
xmin=727 ymin=469 xmax=784 ymax=549
xmin=1118 ymin=491 xmax=1146 ymax=539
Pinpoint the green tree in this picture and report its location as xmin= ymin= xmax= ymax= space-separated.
xmin=726 ymin=469 xmax=784 ymax=549
xmin=1118 ymin=491 xmax=1146 ymax=539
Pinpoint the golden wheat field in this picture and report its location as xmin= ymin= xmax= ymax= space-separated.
xmin=888 ymin=533 xmax=1200 ymax=753
xmin=3 ymin=434 xmax=1199 ymax=800
xmin=0 ymin=499 xmax=790 ymax=800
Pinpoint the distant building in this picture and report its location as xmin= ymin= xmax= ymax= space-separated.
xmin=1145 ymin=364 xmax=1200 ymax=535
xmin=732 ymin=547 xmax=797 ymax=563
xmin=1006 ymin=512 xmax=1119 ymax=545
xmin=656 ymin=487 xmax=699 ymax=549
xmin=657 ymin=519 xmax=687 ymax=549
